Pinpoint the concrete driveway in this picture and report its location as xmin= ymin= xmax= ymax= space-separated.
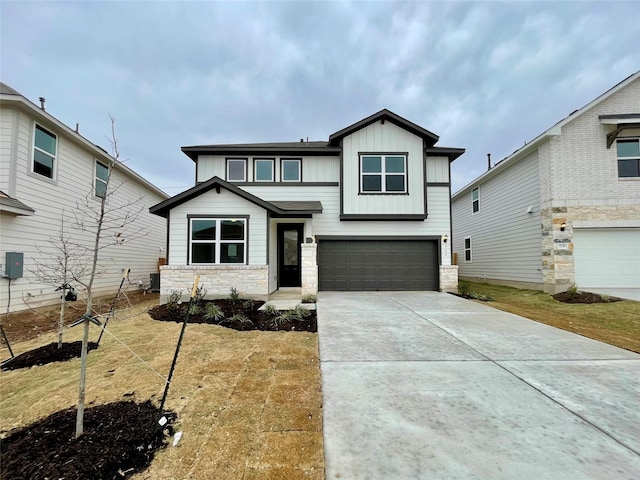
xmin=317 ymin=292 xmax=640 ymax=480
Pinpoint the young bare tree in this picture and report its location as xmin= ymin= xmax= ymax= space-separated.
xmin=73 ymin=116 xmax=147 ymax=439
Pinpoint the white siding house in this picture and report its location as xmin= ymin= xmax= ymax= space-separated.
xmin=151 ymin=109 xmax=464 ymax=299
xmin=0 ymin=83 xmax=168 ymax=312
xmin=452 ymin=71 xmax=640 ymax=294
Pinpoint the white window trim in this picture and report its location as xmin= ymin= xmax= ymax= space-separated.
xmin=464 ymin=237 xmax=472 ymax=262
xmin=359 ymin=154 xmax=407 ymax=193
xmin=281 ymin=158 xmax=301 ymax=182
xmin=616 ymin=138 xmax=640 ymax=178
xmin=189 ymin=218 xmax=247 ymax=265
xmin=32 ymin=122 xmax=58 ymax=181
xmin=254 ymin=158 xmax=274 ymax=182
xmin=95 ymin=160 xmax=109 ymax=198
xmin=226 ymin=158 xmax=247 ymax=182
xmin=472 ymin=187 xmax=480 ymax=214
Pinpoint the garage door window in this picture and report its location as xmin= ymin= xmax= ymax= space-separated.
xmin=189 ymin=218 xmax=246 ymax=264
xmin=360 ymin=154 xmax=407 ymax=193
xmin=617 ymin=139 xmax=640 ymax=177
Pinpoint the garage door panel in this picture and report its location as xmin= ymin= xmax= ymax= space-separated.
xmin=319 ymin=240 xmax=438 ymax=291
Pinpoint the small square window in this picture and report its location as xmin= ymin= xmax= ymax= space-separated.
xmin=227 ymin=159 xmax=247 ymax=182
xmin=254 ymin=159 xmax=274 ymax=182
xmin=360 ymin=154 xmax=406 ymax=193
xmin=281 ymin=159 xmax=301 ymax=182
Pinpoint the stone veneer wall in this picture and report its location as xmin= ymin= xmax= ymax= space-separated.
xmin=159 ymin=264 xmax=269 ymax=303
xmin=439 ymin=265 xmax=458 ymax=292
xmin=301 ymin=243 xmax=318 ymax=296
xmin=540 ymin=205 xmax=640 ymax=294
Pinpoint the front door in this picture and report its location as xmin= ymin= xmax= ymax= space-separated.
xmin=278 ymin=223 xmax=304 ymax=287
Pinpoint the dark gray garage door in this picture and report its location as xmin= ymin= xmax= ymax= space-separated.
xmin=318 ymin=240 xmax=439 ymax=291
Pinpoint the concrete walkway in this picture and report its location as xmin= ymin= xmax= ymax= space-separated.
xmin=317 ymin=292 xmax=640 ymax=480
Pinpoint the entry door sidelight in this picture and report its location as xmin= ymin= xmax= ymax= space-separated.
xmin=278 ymin=224 xmax=304 ymax=287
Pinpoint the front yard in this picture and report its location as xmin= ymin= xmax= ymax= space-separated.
xmin=0 ymin=300 xmax=324 ymax=479
xmin=463 ymin=282 xmax=640 ymax=353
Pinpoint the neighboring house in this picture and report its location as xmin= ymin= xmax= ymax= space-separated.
xmin=0 ymin=82 xmax=168 ymax=313
xmin=452 ymin=71 xmax=640 ymax=294
xmin=150 ymin=109 xmax=464 ymax=299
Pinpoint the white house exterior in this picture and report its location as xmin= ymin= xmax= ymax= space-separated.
xmin=452 ymin=71 xmax=640 ymax=294
xmin=150 ymin=109 xmax=464 ymax=300
xmin=0 ymin=83 xmax=168 ymax=312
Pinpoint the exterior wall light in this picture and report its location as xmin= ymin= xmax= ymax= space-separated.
xmin=443 ymin=234 xmax=449 ymax=243
xmin=560 ymin=222 xmax=567 ymax=232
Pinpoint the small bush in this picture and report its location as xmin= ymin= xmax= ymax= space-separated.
xmin=228 ymin=287 xmax=240 ymax=304
xmin=166 ymin=290 xmax=182 ymax=310
xmin=243 ymin=299 xmax=256 ymax=310
xmin=191 ymin=284 xmax=207 ymax=304
xmin=203 ymin=303 xmax=225 ymax=322
xmin=458 ymin=281 xmax=471 ymax=297
xmin=230 ymin=313 xmax=252 ymax=326
xmin=566 ymin=283 xmax=580 ymax=299
xmin=263 ymin=304 xmax=279 ymax=317
xmin=599 ymin=294 xmax=612 ymax=303
xmin=469 ymin=292 xmax=493 ymax=302
xmin=302 ymin=294 xmax=317 ymax=304
xmin=271 ymin=310 xmax=295 ymax=328
xmin=291 ymin=304 xmax=311 ymax=320
xmin=188 ymin=303 xmax=202 ymax=315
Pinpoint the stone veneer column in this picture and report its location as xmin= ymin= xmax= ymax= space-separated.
xmin=301 ymin=242 xmax=318 ymax=296
xmin=541 ymin=207 xmax=574 ymax=294
xmin=439 ymin=265 xmax=458 ymax=292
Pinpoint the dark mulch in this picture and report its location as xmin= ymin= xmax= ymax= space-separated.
xmin=0 ymin=400 xmax=176 ymax=480
xmin=148 ymin=299 xmax=317 ymax=332
xmin=1 ymin=341 xmax=98 ymax=371
xmin=553 ymin=291 xmax=622 ymax=304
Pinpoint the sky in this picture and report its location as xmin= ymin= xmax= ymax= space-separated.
xmin=1 ymin=1 xmax=639 ymax=197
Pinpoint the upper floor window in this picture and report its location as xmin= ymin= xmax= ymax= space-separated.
xmin=617 ymin=139 xmax=640 ymax=177
xmin=189 ymin=218 xmax=246 ymax=264
xmin=95 ymin=160 xmax=109 ymax=197
xmin=254 ymin=158 xmax=274 ymax=182
xmin=281 ymin=159 xmax=301 ymax=182
xmin=227 ymin=158 xmax=247 ymax=182
xmin=464 ymin=237 xmax=472 ymax=262
xmin=472 ymin=187 xmax=480 ymax=213
xmin=360 ymin=154 xmax=406 ymax=193
xmin=33 ymin=124 xmax=57 ymax=179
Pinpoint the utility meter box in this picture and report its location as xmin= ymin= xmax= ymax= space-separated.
xmin=5 ymin=252 xmax=24 ymax=279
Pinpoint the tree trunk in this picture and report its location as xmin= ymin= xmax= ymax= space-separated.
xmin=75 ymin=318 xmax=90 ymax=439
xmin=58 ymin=293 xmax=65 ymax=349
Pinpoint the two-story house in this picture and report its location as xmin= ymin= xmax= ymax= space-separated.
xmin=0 ymin=82 xmax=168 ymax=312
xmin=150 ymin=109 xmax=464 ymax=299
xmin=452 ymin=71 xmax=640 ymax=295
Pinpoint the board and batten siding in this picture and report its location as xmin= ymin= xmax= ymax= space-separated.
xmin=167 ymin=188 xmax=268 ymax=265
xmin=426 ymin=156 xmax=450 ymax=183
xmin=1 ymin=108 xmax=167 ymax=312
xmin=243 ymin=184 xmax=450 ymax=238
xmin=341 ymin=121 xmax=425 ymax=215
xmin=452 ymin=151 xmax=542 ymax=284
xmin=196 ymin=155 xmax=340 ymax=183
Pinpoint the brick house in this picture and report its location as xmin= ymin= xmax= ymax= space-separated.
xmin=451 ymin=71 xmax=640 ymax=294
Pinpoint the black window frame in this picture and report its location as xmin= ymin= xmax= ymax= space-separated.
xmin=464 ymin=237 xmax=472 ymax=262
xmin=280 ymin=158 xmax=301 ymax=182
xmin=226 ymin=158 xmax=247 ymax=182
xmin=472 ymin=187 xmax=480 ymax=213
xmin=359 ymin=153 xmax=407 ymax=194
xmin=254 ymin=158 xmax=275 ymax=182
xmin=617 ymin=138 xmax=640 ymax=178
xmin=188 ymin=217 xmax=247 ymax=265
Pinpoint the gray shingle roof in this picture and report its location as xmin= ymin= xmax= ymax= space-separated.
xmin=0 ymin=191 xmax=35 ymax=215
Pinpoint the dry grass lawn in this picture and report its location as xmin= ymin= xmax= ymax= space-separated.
xmin=0 ymin=302 xmax=324 ymax=479
xmin=465 ymin=282 xmax=640 ymax=353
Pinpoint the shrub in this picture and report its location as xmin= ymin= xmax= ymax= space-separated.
xmin=302 ymin=294 xmax=317 ymax=304
xmin=599 ymin=294 xmax=612 ymax=303
xmin=191 ymin=283 xmax=207 ymax=304
xmin=457 ymin=281 xmax=471 ymax=297
xmin=230 ymin=313 xmax=252 ymax=326
xmin=203 ymin=303 xmax=225 ymax=322
xmin=243 ymin=299 xmax=256 ymax=310
xmin=188 ymin=303 xmax=202 ymax=315
xmin=166 ymin=290 xmax=182 ymax=310
xmin=470 ymin=292 xmax=493 ymax=302
xmin=228 ymin=287 xmax=240 ymax=304
xmin=263 ymin=304 xmax=279 ymax=317
xmin=566 ymin=284 xmax=580 ymax=299
xmin=291 ymin=304 xmax=311 ymax=320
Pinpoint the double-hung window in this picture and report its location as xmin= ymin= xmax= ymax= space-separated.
xmin=464 ymin=237 xmax=472 ymax=262
xmin=472 ymin=187 xmax=480 ymax=213
xmin=95 ymin=161 xmax=109 ymax=197
xmin=254 ymin=158 xmax=274 ymax=181
xmin=227 ymin=159 xmax=247 ymax=182
xmin=360 ymin=154 xmax=407 ymax=193
xmin=33 ymin=124 xmax=57 ymax=179
xmin=617 ymin=139 xmax=640 ymax=178
xmin=281 ymin=159 xmax=301 ymax=182
xmin=190 ymin=218 xmax=246 ymax=264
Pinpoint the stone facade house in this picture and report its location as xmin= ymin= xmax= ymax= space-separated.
xmin=451 ymin=71 xmax=640 ymax=294
xmin=0 ymin=83 xmax=168 ymax=312
xmin=150 ymin=109 xmax=464 ymax=300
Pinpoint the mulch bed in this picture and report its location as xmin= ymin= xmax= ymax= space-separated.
xmin=1 ymin=341 xmax=98 ymax=371
xmin=149 ymin=299 xmax=317 ymax=332
xmin=0 ymin=400 xmax=175 ymax=480
xmin=553 ymin=291 xmax=622 ymax=304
